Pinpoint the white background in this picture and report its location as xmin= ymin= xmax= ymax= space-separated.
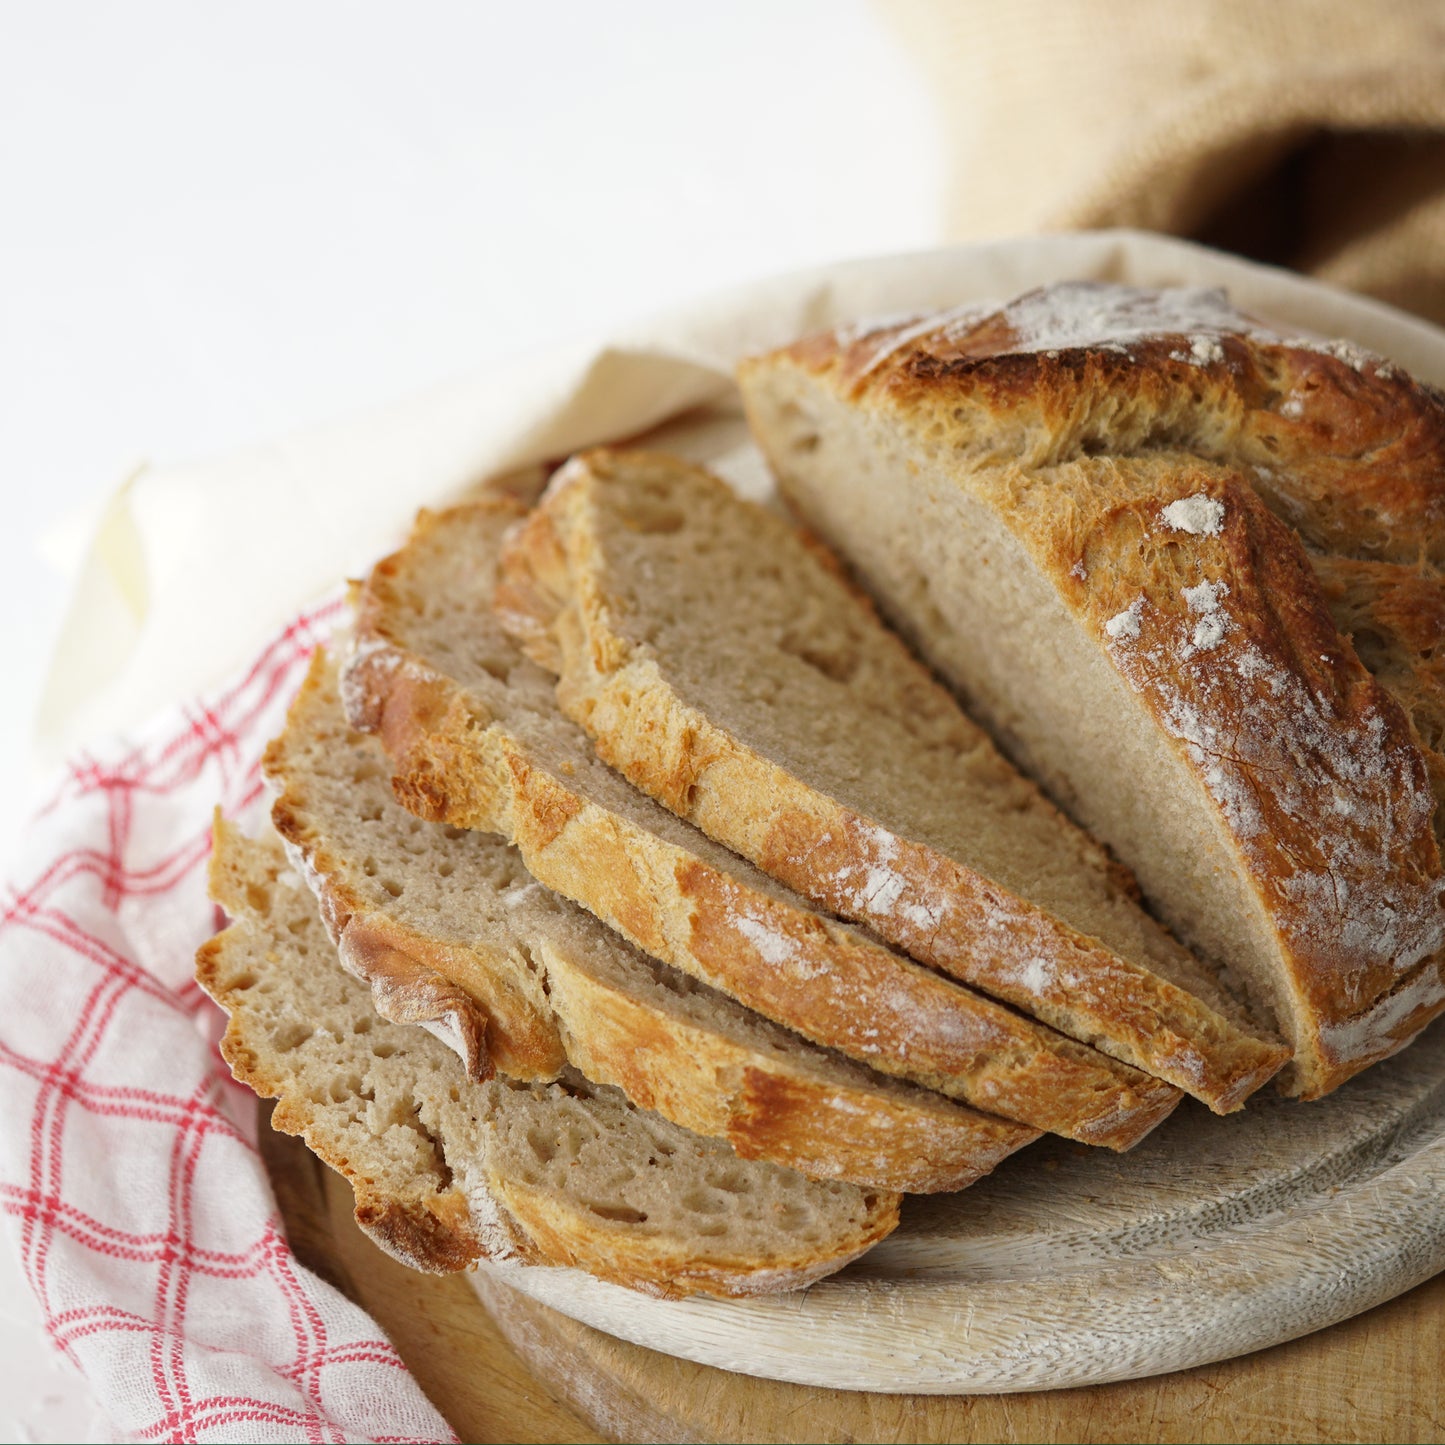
xmin=0 ymin=3 xmax=939 ymax=1438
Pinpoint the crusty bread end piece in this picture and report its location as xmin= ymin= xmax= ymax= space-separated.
xmin=739 ymin=281 xmax=1445 ymax=1098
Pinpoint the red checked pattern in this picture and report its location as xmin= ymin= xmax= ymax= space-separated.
xmin=0 ymin=597 xmax=457 ymax=1445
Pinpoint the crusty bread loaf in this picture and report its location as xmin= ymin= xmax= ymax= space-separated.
xmin=494 ymin=448 xmax=1288 ymax=1112
xmin=198 ymin=819 xmax=900 ymax=1295
xmin=738 ymin=281 xmax=1445 ymax=1099
xmin=341 ymin=497 xmax=1182 ymax=1148
xmin=264 ymin=650 xmax=1037 ymax=1192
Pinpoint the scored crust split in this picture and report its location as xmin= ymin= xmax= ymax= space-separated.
xmin=738 ymin=281 xmax=1445 ymax=1098
xmin=262 ymin=651 xmax=1038 ymax=1194
xmin=197 ymin=819 xmax=900 ymax=1296
xmin=340 ymin=496 xmax=1183 ymax=1149
xmin=493 ymin=447 xmax=1289 ymax=1112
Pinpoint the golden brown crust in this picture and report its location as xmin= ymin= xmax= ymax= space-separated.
xmin=746 ymin=282 xmax=1445 ymax=1097
xmin=1054 ymin=467 xmax=1442 ymax=1085
xmin=1314 ymin=552 xmax=1445 ymax=841
xmin=498 ymin=449 xmax=1289 ymax=1113
xmin=784 ymin=286 xmax=1445 ymax=565
xmin=345 ymin=502 xmax=1183 ymax=1149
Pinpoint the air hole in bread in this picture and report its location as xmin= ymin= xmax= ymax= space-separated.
xmin=526 ymin=1127 xmax=557 ymax=1165
xmin=244 ymin=883 xmax=271 ymax=914
xmin=588 ymin=1203 xmax=648 ymax=1224
xmin=229 ymin=971 xmax=257 ymax=991
xmin=1351 ymin=627 xmax=1390 ymax=671
xmin=618 ymin=500 xmax=686 ymax=535
xmin=779 ymin=634 xmax=861 ymax=685
xmin=272 ymin=1023 xmax=312 ymax=1052
xmin=708 ymin=1169 xmax=752 ymax=1194
xmin=775 ymin=1203 xmax=810 ymax=1232
xmin=681 ymin=1189 xmax=726 ymax=1215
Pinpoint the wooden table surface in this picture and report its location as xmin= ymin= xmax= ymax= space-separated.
xmin=262 ymin=1113 xmax=1445 ymax=1444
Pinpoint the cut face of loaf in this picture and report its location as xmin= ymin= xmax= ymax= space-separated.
xmin=264 ymin=650 xmax=1037 ymax=1193
xmin=495 ymin=448 xmax=1288 ymax=1112
xmin=341 ymin=496 xmax=1182 ymax=1148
xmin=197 ymin=819 xmax=900 ymax=1296
xmin=738 ymin=281 xmax=1445 ymax=1099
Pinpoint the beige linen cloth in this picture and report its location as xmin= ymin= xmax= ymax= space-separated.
xmin=887 ymin=0 xmax=1445 ymax=325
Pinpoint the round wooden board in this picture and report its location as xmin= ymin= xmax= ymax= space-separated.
xmin=261 ymin=1036 xmax=1445 ymax=1442
xmin=262 ymin=1124 xmax=1445 ymax=1443
xmin=472 ymin=1023 xmax=1445 ymax=1394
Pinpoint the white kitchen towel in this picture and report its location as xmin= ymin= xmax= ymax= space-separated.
xmin=0 ymin=593 xmax=459 ymax=1442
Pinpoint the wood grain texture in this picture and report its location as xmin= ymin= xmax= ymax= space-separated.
xmin=473 ymin=1266 xmax=1445 ymax=1445
xmin=264 ymin=1120 xmax=1445 ymax=1443
xmin=262 ymin=1015 xmax=1445 ymax=1441
xmin=482 ymin=1020 xmax=1445 ymax=1392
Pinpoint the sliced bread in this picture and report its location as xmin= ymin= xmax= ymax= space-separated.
xmin=264 ymin=650 xmax=1038 ymax=1193
xmin=738 ymin=281 xmax=1445 ymax=1098
xmin=495 ymin=448 xmax=1289 ymax=1112
xmin=341 ymin=497 xmax=1182 ymax=1148
xmin=198 ymin=818 xmax=900 ymax=1296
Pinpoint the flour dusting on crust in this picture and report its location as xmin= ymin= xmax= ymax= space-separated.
xmin=1162 ymin=495 xmax=1226 ymax=537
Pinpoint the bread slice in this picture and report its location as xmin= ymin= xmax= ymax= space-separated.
xmin=198 ymin=819 xmax=900 ymax=1296
xmin=738 ymin=281 xmax=1445 ymax=1099
xmin=341 ymin=496 xmax=1181 ymax=1148
xmin=495 ymin=448 xmax=1289 ymax=1113
xmin=264 ymin=651 xmax=1037 ymax=1193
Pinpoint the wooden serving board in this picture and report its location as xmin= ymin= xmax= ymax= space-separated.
xmin=263 ymin=1017 xmax=1445 ymax=1441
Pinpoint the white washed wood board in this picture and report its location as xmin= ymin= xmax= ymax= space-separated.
xmin=474 ymin=1018 xmax=1445 ymax=1393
